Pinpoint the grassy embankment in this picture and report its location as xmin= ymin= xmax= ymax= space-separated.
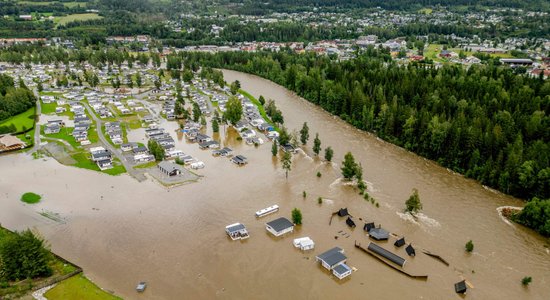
xmin=44 ymin=273 xmax=122 ymax=300
xmin=53 ymin=13 xmax=102 ymax=26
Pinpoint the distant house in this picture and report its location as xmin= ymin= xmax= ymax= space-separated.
xmin=133 ymin=146 xmax=149 ymax=155
xmin=265 ymin=217 xmax=294 ymax=237
xmin=19 ymin=15 xmax=32 ymax=21
xmin=500 ymin=58 xmax=533 ymax=66
xmin=158 ymin=161 xmax=184 ymax=177
xmin=225 ymin=223 xmax=249 ymax=241
xmin=281 ymin=143 xmax=296 ymax=153
xmin=455 ymin=280 xmax=467 ymax=294
xmin=212 ymin=147 xmax=233 ymax=157
xmin=91 ymin=150 xmax=111 ymax=162
xmin=96 ymin=159 xmax=113 ymax=170
xmin=121 ymin=142 xmax=137 ymax=152
xmin=199 ymin=140 xmax=220 ymax=149
xmin=315 ymin=247 xmax=352 ymax=280
xmin=367 ymin=242 xmax=406 ymax=267
xmin=231 ymin=155 xmax=248 ymax=165
xmin=44 ymin=123 xmax=60 ymax=134
xmin=363 ymin=222 xmax=375 ymax=232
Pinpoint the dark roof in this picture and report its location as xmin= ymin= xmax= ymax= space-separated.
xmin=266 ymin=217 xmax=294 ymax=232
xmin=454 ymin=280 xmax=467 ymax=294
xmin=133 ymin=146 xmax=148 ymax=153
xmin=316 ymin=247 xmax=347 ymax=267
xmin=369 ymin=227 xmax=389 ymax=240
xmin=367 ymin=242 xmax=406 ymax=267
xmin=394 ymin=237 xmax=406 ymax=247
xmin=158 ymin=161 xmax=184 ymax=174
xmin=364 ymin=222 xmax=375 ymax=232
xmin=332 ymin=263 xmax=351 ymax=276
xmin=346 ymin=217 xmax=356 ymax=228
xmin=226 ymin=223 xmax=246 ymax=234
xmin=337 ymin=208 xmax=348 ymax=217
xmin=405 ymin=244 xmax=416 ymax=257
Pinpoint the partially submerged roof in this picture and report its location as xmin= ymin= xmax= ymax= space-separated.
xmin=406 ymin=244 xmax=416 ymax=257
xmin=316 ymin=247 xmax=347 ymax=267
xmin=369 ymin=227 xmax=389 ymax=240
xmin=346 ymin=217 xmax=356 ymax=228
xmin=332 ymin=263 xmax=351 ymax=276
xmin=337 ymin=208 xmax=348 ymax=217
xmin=454 ymin=280 xmax=467 ymax=294
xmin=367 ymin=242 xmax=406 ymax=267
xmin=226 ymin=223 xmax=246 ymax=234
xmin=363 ymin=222 xmax=375 ymax=232
xmin=394 ymin=237 xmax=406 ymax=248
xmin=266 ymin=217 xmax=294 ymax=232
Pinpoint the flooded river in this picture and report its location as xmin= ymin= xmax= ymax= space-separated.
xmin=0 ymin=70 xmax=548 ymax=299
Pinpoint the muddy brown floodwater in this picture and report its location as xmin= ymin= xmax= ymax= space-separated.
xmin=0 ymin=70 xmax=548 ymax=300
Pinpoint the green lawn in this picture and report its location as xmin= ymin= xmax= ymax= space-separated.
xmin=43 ymin=127 xmax=81 ymax=149
xmin=71 ymin=152 xmax=126 ymax=176
xmin=134 ymin=161 xmax=157 ymax=169
xmin=0 ymin=107 xmax=35 ymax=132
xmin=44 ymin=273 xmax=121 ymax=300
xmin=54 ymin=13 xmax=102 ymax=26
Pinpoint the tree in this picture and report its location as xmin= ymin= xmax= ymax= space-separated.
xmin=212 ymin=118 xmax=219 ymax=133
xmin=182 ymin=69 xmax=193 ymax=83
xmin=522 ymin=276 xmax=532 ymax=286
xmin=148 ymin=140 xmax=164 ymax=161
xmin=136 ymin=72 xmax=142 ymax=88
xmin=37 ymin=81 xmax=43 ymax=92
xmin=312 ymin=133 xmax=321 ymax=155
xmin=126 ymin=74 xmax=133 ymax=88
xmin=405 ymin=188 xmax=422 ymax=214
xmin=192 ymin=103 xmax=201 ymax=122
xmin=300 ymin=122 xmax=309 ymax=145
xmin=281 ymin=151 xmax=292 ymax=178
xmin=279 ymin=127 xmax=290 ymax=146
xmin=291 ymin=208 xmax=302 ymax=225
xmin=258 ymin=95 xmax=266 ymax=105
xmin=341 ymin=152 xmax=357 ymax=180
xmin=224 ymin=96 xmax=242 ymax=126
xmin=0 ymin=230 xmax=52 ymax=280
xmin=465 ymin=240 xmax=474 ymax=252
xmin=154 ymin=78 xmax=161 ymax=90
xmin=271 ymin=141 xmax=278 ymax=156
xmin=230 ymin=80 xmax=241 ymax=95
xmin=324 ymin=146 xmax=334 ymax=162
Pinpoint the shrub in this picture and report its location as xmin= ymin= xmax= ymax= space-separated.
xmin=302 ymin=191 xmax=307 ymax=198
xmin=318 ymin=197 xmax=322 ymax=204
xmin=522 ymin=276 xmax=532 ymax=286
xmin=21 ymin=192 xmax=41 ymax=204
xmin=465 ymin=240 xmax=474 ymax=252
xmin=316 ymin=171 xmax=321 ymax=178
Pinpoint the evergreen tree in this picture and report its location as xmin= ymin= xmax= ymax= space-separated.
xmin=291 ymin=208 xmax=302 ymax=225
xmin=282 ymin=151 xmax=292 ymax=178
xmin=271 ymin=141 xmax=278 ymax=156
xmin=300 ymin=122 xmax=309 ymax=145
xmin=313 ymin=133 xmax=321 ymax=155
xmin=341 ymin=152 xmax=358 ymax=180
xmin=212 ymin=118 xmax=219 ymax=133
xmin=324 ymin=146 xmax=334 ymax=162
xmin=405 ymin=188 xmax=422 ymax=214
xmin=0 ymin=230 xmax=52 ymax=280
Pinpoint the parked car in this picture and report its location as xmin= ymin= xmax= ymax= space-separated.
xmin=136 ymin=281 xmax=147 ymax=292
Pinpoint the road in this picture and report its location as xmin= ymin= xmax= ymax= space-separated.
xmin=31 ymin=89 xmax=41 ymax=153
xmin=83 ymin=102 xmax=146 ymax=182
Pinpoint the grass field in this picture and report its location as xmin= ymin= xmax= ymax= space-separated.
xmin=18 ymin=1 xmax=88 ymax=8
xmin=44 ymin=273 xmax=121 ymax=300
xmin=0 ymin=107 xmax=35 ymax=132
xmin=54 ymin=13 xmax=102 ymax=26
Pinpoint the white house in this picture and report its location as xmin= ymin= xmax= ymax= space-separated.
xmin=265 ymin=217 xmax=294 ymax=237
xmin=293 ymin=237 xmax=315 ymax=251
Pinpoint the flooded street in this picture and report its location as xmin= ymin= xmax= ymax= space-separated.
xmin=0 ymin=70 xmax=548 ymax=299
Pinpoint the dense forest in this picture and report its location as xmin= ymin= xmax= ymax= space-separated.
xmin=177 ymin=49 xmax=549 ymax=202
xmin=0 ymin=74 xmax=36 ymax=129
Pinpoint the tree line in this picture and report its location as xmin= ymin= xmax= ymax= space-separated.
xmin=179 ymin=49 xmax=549 ymax=203
xmin=0 ymin=74 xmax=36 ymax=131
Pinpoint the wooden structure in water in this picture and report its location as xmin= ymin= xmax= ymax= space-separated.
xmin=422 ymin=250 xmax=449 ymax=266
xmin=354 ymin=241 xmax=428 ymax=280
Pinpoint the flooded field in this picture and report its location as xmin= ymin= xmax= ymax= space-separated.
xmin=0 ymin=70 xmax=548 ymax=299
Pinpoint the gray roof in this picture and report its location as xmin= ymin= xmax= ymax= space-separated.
xmin=158 ymin=161 xmax=184 ymax=173
xmin=332 ymin=263 xmax=351 ymax=275
xmin=369 ymin=227 xmax=389 ymax=240
xmin=226 ymin=223 xmax=245 ymax=234
xmin=367 ymin=242 xmax=406 ymax=267
xmin=266 ymin=217 xmax=294 ymax=232
xmin=316 ymin=247 xmax=347 ymax=267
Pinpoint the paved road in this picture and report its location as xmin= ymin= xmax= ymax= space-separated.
xmin=31 ymin=89 xmax=41 ymax=153
xmin=83 ymin=102 xmax=146 ymax=181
